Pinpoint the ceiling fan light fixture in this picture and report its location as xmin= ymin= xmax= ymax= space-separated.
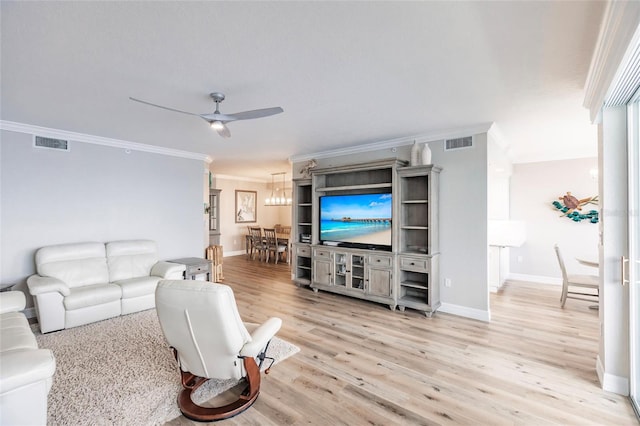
xmin=210 ymin=120 xmax=225 ymax=130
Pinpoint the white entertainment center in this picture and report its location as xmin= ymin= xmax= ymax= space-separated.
xmin=292 ymin=159 xmax=441 ymax=317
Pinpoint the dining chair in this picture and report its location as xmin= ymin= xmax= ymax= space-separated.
xmin=245 ymin=226 xmax=253 ymax=257
xmin=249 ymin=227 xmax=267 ymax=261
xmin=263 ymin=228 xmax=287 ymax=264
xmin=554 ymin=244 xmax=599 ymax=307
xmin=277 ymin=226 xmax=291 ymax=264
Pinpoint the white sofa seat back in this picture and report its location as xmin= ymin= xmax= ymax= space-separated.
xmin=36 ymin=242 xmax=109 ymax=288
xmin=106 ymin=240 xmax=159 ymax=282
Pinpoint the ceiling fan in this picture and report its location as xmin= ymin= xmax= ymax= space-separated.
xmin=129 ymin=92 xmax=283 ymax=138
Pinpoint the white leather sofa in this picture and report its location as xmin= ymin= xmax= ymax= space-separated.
xmin=0 ymin=291 xmax=56 ymax=425
xmin=27 ymin=240 xmax=186 ymax=333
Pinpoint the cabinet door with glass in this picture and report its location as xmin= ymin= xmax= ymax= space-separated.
xmin=209 ymin=189 xmax=221 ymax=245
xmin=334 ymin=252 xmax=365 ymax=291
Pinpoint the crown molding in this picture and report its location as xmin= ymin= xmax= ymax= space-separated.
xmin=212 ymin=174 xmax=269 ymax=183
xmin=0 ymin=120 xmax=212 ymax=163
xmin=583 ymin=1 xmax=640 ymax=122
xmin=288 ymin=122 xmax=493 ymax=163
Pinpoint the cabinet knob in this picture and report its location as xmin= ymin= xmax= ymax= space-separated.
xmin=410 ymin=262 xmax=415 ymax=265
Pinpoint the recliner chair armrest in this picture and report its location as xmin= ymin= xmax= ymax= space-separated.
xmin=151 ymin=261 xmax=186 ymax=279
xmin=27 ymin=275 xmax=70 ymax=297
xmin=240 ymin=317 xmax=283 ymax=358
xmin=0 ymin=291 xmax=26 ymax=314
xmin=0 ymin=349 xmax=56 ymax=394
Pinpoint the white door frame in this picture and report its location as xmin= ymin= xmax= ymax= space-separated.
xmin=628 ymin=97 xmax=640 ymax=417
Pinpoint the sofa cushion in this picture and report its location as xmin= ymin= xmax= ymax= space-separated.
xmin=115 ymin=276 xmax=161 ymax=299
xmin=0 ymin=312 xmax=29 ymax=330
xmin=0 ymin=326 xmax=38 ymax=353
xmin=36 ymin=242 xmax=109 ymax=288
xmin=106 ymin=240 xmax=159 ymax=282
xmin=63 ymin=283 xmax=122 ymax=311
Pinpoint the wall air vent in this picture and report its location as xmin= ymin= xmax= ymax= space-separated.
xmin=444 ymin=136 xmax=473 ymax=151
xmin=33 ymin=135 xmax=70 ymax=151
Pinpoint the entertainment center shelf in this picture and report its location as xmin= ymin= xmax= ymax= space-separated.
xmin=315 ymin=183 xmax=392 ymax=192
xmin=292 ymin=158 xmax=441 ymax=317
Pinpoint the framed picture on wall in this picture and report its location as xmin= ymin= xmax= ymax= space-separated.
xmin=235 ymin=190 xmax=257 ymax=223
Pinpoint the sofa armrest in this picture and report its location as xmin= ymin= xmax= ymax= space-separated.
xmin=0 ymin=349 xmax=56 ymax=395
xmin=27 ymin=275 xmax=70 ymax=297
xmin=151 ymin=261 xmax=186 ymax=279
xmin=0 ymin=291 xmax=26 ymax=314
xmin=240 ymin=317 xmax=282 ymax=358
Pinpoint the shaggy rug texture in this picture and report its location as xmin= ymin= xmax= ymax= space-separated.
xmin=34 ymin=309 xmax=299 ymax=425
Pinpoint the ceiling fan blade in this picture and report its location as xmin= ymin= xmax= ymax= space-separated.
xmin=216 ymin=122 xmax=231 ymax=138
xmin=226 ymin=107 xmax=284 ymax=121
xmin=129 ymin=97 xmax=200 ymax=116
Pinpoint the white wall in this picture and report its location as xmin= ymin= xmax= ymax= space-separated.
xmin=292 ymin=132 xmax=490 ymax=321
xmin=487 ymin=131 xmax=512 ymax=220
xmin=509 ymin=158 xmax=599 ymax=281
xmin=433 ymin=134 xmax=489 ymax=319
xmin=209 ymin=173 xmax=292 ymax=256
xmin=1 ymin=130 xmax=205 ymax=300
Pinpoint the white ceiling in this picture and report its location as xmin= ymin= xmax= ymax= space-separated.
xmin=1 ymin=1 xmax=604 ymax=180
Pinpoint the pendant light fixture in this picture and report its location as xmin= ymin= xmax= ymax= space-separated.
xmin=265 ymin=172 xmax=292 ymax=206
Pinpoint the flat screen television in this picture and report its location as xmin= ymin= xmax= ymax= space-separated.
xmin=319 ymin=193 xmax=392 ymax=251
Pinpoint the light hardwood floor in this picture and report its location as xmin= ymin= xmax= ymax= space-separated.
xmin=169 ymin=255 xmax=638 ymax=425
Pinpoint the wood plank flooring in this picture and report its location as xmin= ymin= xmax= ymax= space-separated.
xmin=167 ymin=255 xmax=638 ymax=425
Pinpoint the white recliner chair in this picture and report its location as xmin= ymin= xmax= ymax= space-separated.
xmin=155 ymin=280 xmax=282 ymax=422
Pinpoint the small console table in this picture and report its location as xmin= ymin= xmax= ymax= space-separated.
xmin=168 ymin=257 xmax=212 ymax=281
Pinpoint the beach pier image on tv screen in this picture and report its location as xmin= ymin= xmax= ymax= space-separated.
xmin=319 ymin=193 xmax=392 ymax=248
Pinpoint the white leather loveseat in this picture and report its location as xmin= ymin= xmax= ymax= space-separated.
xmin=0 ymin=291 xmax=56 ymax=425
xmin=27 ymin=240 xmax=186 ymax=333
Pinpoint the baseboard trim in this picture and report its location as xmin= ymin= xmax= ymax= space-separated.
xmin=439 ymin=303 xmax=491 ymax=322
xmin=507 ymin=273 xmax=562 ymax=285
xmin=596 ymin=355 xmax=630 ymax=395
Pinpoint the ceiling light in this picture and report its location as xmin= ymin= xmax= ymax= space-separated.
xmin=265 ymin=172 xmax=292 ymax=206
xmin=210 ymin=121 xmax=225 ymax=130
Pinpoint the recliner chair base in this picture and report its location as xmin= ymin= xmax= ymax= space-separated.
xmin=177 ymin=356 xmax=261 ymax=422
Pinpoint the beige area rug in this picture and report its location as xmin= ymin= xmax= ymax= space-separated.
xmin=34 ymin=310 xmax=299 ymax=425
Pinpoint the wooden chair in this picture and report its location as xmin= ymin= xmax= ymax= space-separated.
xmin=554 ymin=244 xmax=599 ymax=307
xmin=263 ymin=228 xmax=287 ymax=264
xmin=277 ymin=226 xmax=291 ymax=263
xmin=249 ymin=227 xmax=267 ymax=261
xmin=245 ymin=226 xmax=253 ymax=257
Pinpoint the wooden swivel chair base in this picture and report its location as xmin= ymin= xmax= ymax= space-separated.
xmin=176 ymin=354 xmax=261 ymax=422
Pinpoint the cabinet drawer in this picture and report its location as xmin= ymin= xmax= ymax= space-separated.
xmin=313 ymin=248 xmax=332 ymax=258
xmin=368 ymin=255 xmax=392 ymax=268
xmin=186 ymin=264 xmax=210 ymax=274
xmin=399 ymin=256 xmax=429 ymax=272
xmin=296 ymin=246 xmax=311 ymax=257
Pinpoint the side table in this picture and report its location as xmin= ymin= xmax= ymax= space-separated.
xmin=168 ymin=257 xmax=212 ymax=281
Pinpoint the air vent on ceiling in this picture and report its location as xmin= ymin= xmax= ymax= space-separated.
xmin=33 ymin=135 xmax=70 ymax=151
xmin=444 ymin=136 xmax=473 ymax=151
